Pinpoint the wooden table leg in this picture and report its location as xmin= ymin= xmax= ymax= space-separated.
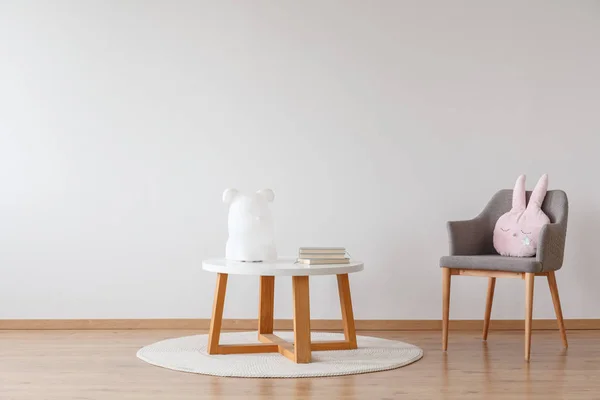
xmin=258 ymin=276 xmax=275 ymax=335
xmin=207 ymin=273 xmax=228 ymax=355
xmin=337 ymin=273 xmax=358 ymax=349
xmin=292 ymin=276 xmax=311 ymax=363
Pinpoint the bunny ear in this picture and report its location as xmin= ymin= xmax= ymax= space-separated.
xmin=512 ymin=174 xmax=526 ymax=211
xmin=527 ymin=174 xmax=548 ymax=210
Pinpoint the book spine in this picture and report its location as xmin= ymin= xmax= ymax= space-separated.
xmin=299 ymin=251 xmax=346 ymax=255
xmin=299 ymin=248 xmax=345 ymax=252
xmin=297 ymin=258 xmax=350 ymax=265
xmin=297 ymin=254 xmax=347 ymax=259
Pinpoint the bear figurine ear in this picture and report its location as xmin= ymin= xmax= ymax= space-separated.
xmin=256 ymin=188 xmax=275 ymax=202
xmin=223 ymin=188 xmax=239 ymax=204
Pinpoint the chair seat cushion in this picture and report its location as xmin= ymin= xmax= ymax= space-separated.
xmin=440 ymin=255 xmax=542 ymax=273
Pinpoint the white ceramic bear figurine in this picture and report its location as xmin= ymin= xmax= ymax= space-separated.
xmin=223 ymin=188 xmax=277 ymax=262
xmin=493 ymin=174 xmax=550 ymax=257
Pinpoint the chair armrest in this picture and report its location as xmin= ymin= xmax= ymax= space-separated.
xmin=446 ymin=218 xmax=488 ymax=256
xmin=537 ymin=223 xmax=566 ymax=271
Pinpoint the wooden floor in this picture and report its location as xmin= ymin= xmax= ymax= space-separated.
xmin=1 ymin=329 xmax=599 ymax=399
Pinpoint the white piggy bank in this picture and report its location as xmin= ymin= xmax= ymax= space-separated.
xmin=223 ymin=188 xmax=277 ymax=262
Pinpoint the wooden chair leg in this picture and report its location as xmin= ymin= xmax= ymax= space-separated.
xmin=483 ymin=277 xmax=496 ymax=341
xmin=258 ymin=276 xmax=275 ymax=335
xmin=524 ymin=273 xmax=535 ymax=361
xmin=292 ymin=276 xmax=311 ymax=363
xmin=208 ymin=273 xmax=228 ymax=355
xmin=442 ymin=267 xmax=451 ymax=351
xmin=547 ymin=271 xmax=568 ymax=348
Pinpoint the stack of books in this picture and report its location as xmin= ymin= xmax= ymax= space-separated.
xmin=297 ymin=247 xmax=350 ymax=265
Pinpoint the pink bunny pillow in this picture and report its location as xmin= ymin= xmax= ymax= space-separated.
xmin=493 ymin=174 xmax=550 ymax=257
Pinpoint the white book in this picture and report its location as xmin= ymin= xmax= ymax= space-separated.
xmin=297 ymin=258 xmax=350 ymax=265
xmin=298 ymin=253 xmax=348 ymax=259
xmin=299 ymin=247 xmax=346 ymax=255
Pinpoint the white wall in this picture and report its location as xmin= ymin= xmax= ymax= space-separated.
xmin=1 ymin=1 xmax=599 ymax=320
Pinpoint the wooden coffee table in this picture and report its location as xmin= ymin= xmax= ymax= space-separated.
xmin=202 ymin=257 xmax=364 ymax=363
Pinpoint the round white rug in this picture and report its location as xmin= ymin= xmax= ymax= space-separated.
xmin=137 ymin=331 xmax=423 ymax=378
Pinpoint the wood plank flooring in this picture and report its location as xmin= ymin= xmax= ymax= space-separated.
xmin=1 ymin=329 xmax=599 ymax=399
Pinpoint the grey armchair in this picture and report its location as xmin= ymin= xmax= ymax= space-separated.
xmin=440 ymin=189 xmax=568 ymax=361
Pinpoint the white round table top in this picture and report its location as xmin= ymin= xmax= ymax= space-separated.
xmin=202 ymin=257 xmax=364 ymax=276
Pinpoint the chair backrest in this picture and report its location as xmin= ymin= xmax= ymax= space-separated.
xmin=477 ymin=189 xmax=569 ymax=257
